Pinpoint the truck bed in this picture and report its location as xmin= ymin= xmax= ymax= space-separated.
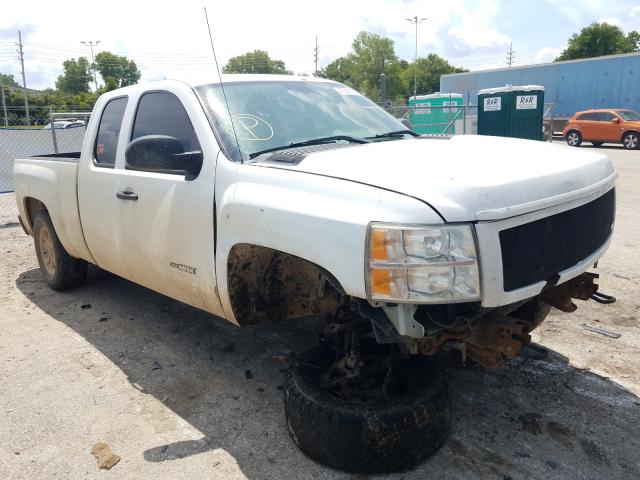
xmin=13 ymin=155 xmax=93 ymax=262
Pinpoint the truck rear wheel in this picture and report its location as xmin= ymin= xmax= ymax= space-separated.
xmin=284 ymin=344 xmax=450 ymax=474
xmin=33 ymin=211 xmax=87 ymax=290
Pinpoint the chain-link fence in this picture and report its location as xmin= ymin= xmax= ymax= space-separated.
xmin=384 ymin=103 xmax=555 ymax=141
xmin=385 ymin=104 xmax=479 ymax=135
xmin=0 ymin=112 xmax=89 ymax=225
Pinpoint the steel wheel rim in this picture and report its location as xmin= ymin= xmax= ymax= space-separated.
xmin=38 ymin=226 xmax=56 ymax=276
xmin=624 ymin=134 xmax=638 ymax=149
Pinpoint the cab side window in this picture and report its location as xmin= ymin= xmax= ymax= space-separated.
xmin=94 ymin=97 xmax=128 ymax=167
xmin=598 ymin=112 xmax=616 ymax=122
xmin=126 ymin=92 xmax=203 ymax=178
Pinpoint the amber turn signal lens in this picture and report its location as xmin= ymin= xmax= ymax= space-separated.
xmin=370 ymin=228 xmax=389 ymax=261
xmin=370 ymin=268 xmax=391 ymax=297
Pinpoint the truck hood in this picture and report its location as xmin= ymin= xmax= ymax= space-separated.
xmin=259 ymin=135 xmax=616 ymax=222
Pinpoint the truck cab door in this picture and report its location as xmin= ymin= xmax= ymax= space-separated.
xmin=115 ymin=88 xmax=224 ymax=317
xmin=78 ymin=95 xmax=130 ymax=277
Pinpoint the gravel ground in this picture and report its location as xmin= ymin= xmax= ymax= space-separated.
xmin=1 ymin=145 xmax=639 ymax=479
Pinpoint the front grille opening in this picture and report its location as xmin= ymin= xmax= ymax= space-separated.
xmin=500 ymin=189 xmax=615 ymax=291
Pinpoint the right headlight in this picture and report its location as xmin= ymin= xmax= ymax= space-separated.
xmin=366 ymin=223 xmax=481 ymax=303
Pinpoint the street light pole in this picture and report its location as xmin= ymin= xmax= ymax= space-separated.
xmin=406 ymin=16 xmax=427 ymax=102
xmin=80 ymin=40 xmax=100 ymax=91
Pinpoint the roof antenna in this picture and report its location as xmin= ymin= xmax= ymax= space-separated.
xmin=204 ymin=7 xmax=242 ymax=163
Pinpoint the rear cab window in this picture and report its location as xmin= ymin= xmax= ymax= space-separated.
xmin=94 ymin=97 xmax=128 ymax=167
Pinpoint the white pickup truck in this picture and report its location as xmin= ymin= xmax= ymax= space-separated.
xmin=13 ymin=75 xmax=616 ymax=474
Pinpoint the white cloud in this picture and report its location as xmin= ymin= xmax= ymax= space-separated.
xmin=447 ymin=25 xmax=510 ymax=54
xmin=533 ymin=46 xmax=563 ymax=63
xmin=598 ymin=17 xmax=623 ymax=26
xmin=631 ymin=6 xmax=640 ymax=17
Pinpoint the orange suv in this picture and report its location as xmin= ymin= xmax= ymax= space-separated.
xmin=563 ymin=109 xmax=640 ymax=149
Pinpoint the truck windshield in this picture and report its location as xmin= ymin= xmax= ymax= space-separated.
xmin=617 ymin=110 xmax=640 ymax=121
xmin=195 ymin=80 xmax=406 ymax=161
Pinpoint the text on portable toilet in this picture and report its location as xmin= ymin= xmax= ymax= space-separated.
xmin=484 ymin=97 xmax=501 ymax=111
xmin=516 ymin=95 xmax=537 ymax=110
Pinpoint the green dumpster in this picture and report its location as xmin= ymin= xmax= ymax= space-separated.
xmin=477 ymin=85 xmax=545 ymax=140
xmin=408 ymin=93 xmax=464 ymax=135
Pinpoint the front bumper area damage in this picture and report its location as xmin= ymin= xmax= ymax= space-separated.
xmin=362 ymin=272 xmax=615 ymax=368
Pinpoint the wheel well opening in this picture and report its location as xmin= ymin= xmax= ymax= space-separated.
xmin=24 ymin=198 xmax=48 ymax=230
xmin=227 ymin=244 xmax=344 ymax=326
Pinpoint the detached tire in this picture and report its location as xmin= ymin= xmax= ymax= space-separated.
xmin=284 ymin=345 xmax=450 ymax=474
xmin=33 ymin=211 xmax=87 ymax=290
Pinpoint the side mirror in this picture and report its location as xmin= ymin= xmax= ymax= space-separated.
xmin=400 ymin=118 xmax=413 ymax=130
xmin=125 ymin=135 xmax=202 ymax=177
xmin=612 ymin=117 xmax=620 ymax=124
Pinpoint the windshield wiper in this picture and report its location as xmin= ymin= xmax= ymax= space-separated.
xmin=248 ymin=135 xmax=370 ymax=159
xmin=367 ymin=129 xmax=419 ymax=139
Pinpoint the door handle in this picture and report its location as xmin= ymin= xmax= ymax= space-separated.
xmin=116 ymin=190 xmax=139 ymax=201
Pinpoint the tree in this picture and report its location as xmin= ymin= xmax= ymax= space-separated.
xmin=223 ymin=50 xmax=291 ymax=74
xmin=55 ymin=57 xmax=93 ymax=94
xmin=403 ymin=54 xmax=467 ymax=96
xmin=556 ymin=22 xmax=640 ymax=61
xmin=318 ymin=57 xmax=355 ymax=85
xmin=319 ymin=32 xmax=407 ymax=103
xmin=94 ymin=51 xmax=141 ymax=90
xmin=0 ymin=73 xmax=19 ymax=88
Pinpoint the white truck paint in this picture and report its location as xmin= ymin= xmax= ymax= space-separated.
xmin=13 ymin=75 xmax=616 ymax=335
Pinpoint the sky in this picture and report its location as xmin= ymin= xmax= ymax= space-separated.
xmin=1 ymin=0 xmax=640 ymax=90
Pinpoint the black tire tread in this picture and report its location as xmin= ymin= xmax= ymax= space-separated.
xmin=284 ymin=347 xmax=450 ymax=473
xmin=33 ymin=211 xmax=87 ymax=290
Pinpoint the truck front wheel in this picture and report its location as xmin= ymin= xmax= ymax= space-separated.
xmin=33 ymin=211 xmax=87 ymax=290
xmin=284 ymin=343 xmax=450 ymax=473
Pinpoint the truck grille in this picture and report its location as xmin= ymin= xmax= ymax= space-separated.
xmin=499 ymin=189 xmax=615 ymax=291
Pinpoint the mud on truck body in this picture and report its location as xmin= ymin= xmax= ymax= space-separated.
xmin=13 ymin=75 xmax=616 ymax=473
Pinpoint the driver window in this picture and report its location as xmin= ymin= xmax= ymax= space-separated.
xmin=128 ymin=91 xmax=202 ymax=174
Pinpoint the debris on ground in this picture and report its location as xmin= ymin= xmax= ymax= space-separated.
xmin=581 ymin=324 xmax=621 ymax=339
xmin=152 ymin=361 xmax=162 ymax=370
xmin=80 ymin=304 xmax=92 ymax=310
xmin=244 ymin=369 xmax=253 ymax=379
xmin=90 ymin=442 xmax=120 ymax=470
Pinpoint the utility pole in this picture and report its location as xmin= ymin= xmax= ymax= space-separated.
xmin=506 ymin=42 xmax=515 ymax=67
xmin=0 ymin=82 xmax=7 ymax=127
xmin=314 ymin=37 xmax=319 ymax=76
xmin=380 ymin=73 xmax=387 ymax=104
xmin=406 ymin=16 xmax=427 ymax=102
xmin=16 ymin=30 xmax=30 ymax=126
xmin=81 ymin=40 xmax=100 ymax=91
